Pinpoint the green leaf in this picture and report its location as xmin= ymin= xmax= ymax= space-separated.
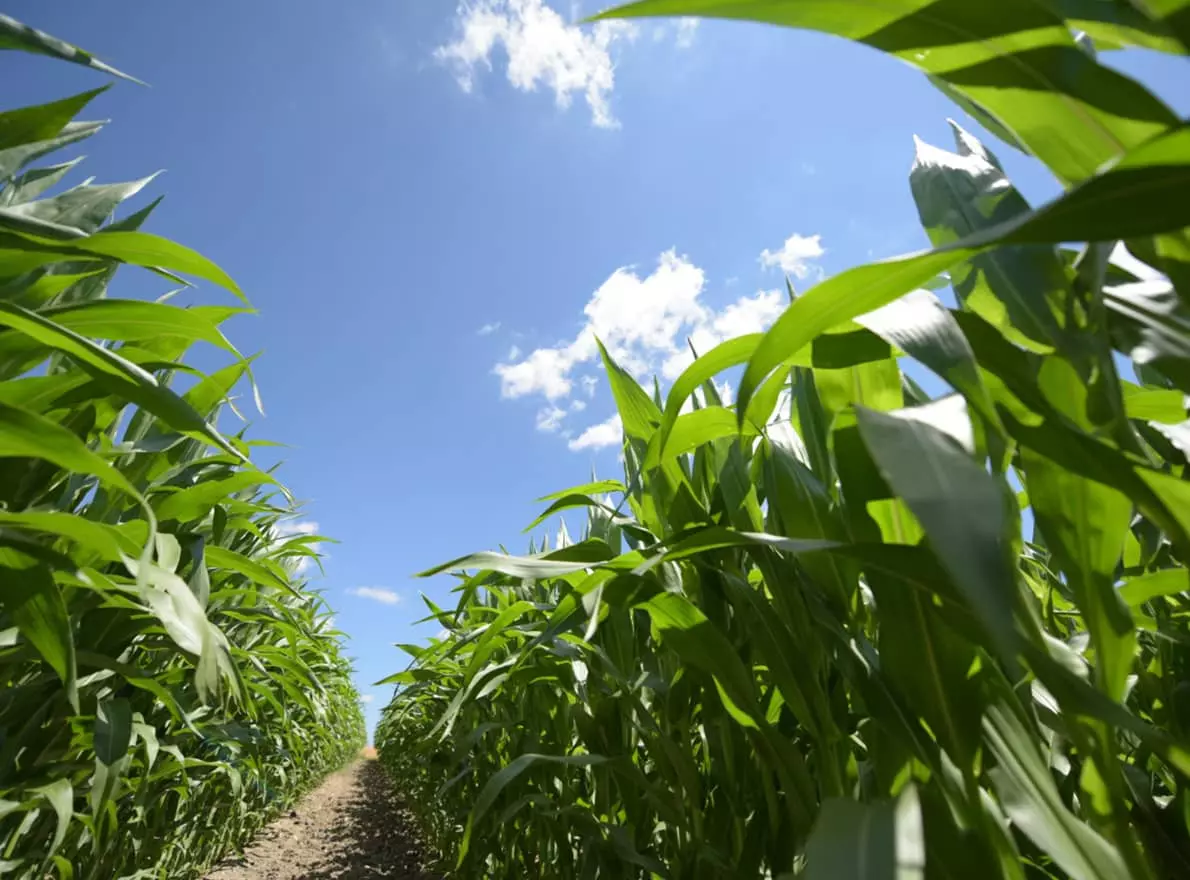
xmin=94 ymin=698 xmax=132 ymax=766
xmin=29 ymin=778 xmax=73 ymax=860
xmin=536 ymin=479 xmax=626 ymax=501
xmin=1022 ymin=438 xmax=1134 ymax=702
xmin=4 ymin=229 xmax=242 ymax=299
xmin=1034 ymin=0 xmax=1187 ymax=54
xmin=0 ymin=88 xmax=106 ymax=152
xmin=0 ymin=549 xmax=76 ymax=710
xmin=1106 ymin=279 xmax=1190 ymax=394
xmin=0 ymin=398 xmax=142 ymax=500
xmin=658 ymin=334 xmax=762 ymax=455
xmin=594 ymin=0 xmax=1178 ymax=185
xmin=0 ymin=121 xmax=104 ymax=182
xmin=648 ymin=405 xmax=757 ymax=467
xmin=804 ymin=786 xmax=924 ymax=880
xmin=418 ymin=543 xmax=626 ymax=579
xmin=0 ymin=511 xmax=139 ymax=562
xmin=857 ymin=405 xmax=1018 ymax=659
xmin=0 ymin=300 xmax=246 ymax=462
xmin=1121 ymin=385 xmax=1186 ymax=423
xmin=597 ymin=338 xmax=660 ymax=442
xmin=5 ymin=298 xmax=242 ymax=355
xmin=737 ymin=123 xmax=1190 ymax=421
xmin=1117 ymin=568 xmax=1190 ymax=607
xmin=911 ymin=123 xmax=1067 ymax=349
xmin=205 ymin=545 xmax=293 ymax=594
xmin=984 ymin=702 xmax=1127 ymax=880
xmin=0 ymin=157 xmax=83 ymax=207
xmin=459 ymin=753 xmax=608 ymax=864
xmin=154 ymin=472 xmax=272 ymax=523
xmin=4 ymin=174 xmax=159 ymax=235
xmin=523 ymin=494 xmax=620 ymax=533
xmin=0 ymin=14 xmax=142 ymax=82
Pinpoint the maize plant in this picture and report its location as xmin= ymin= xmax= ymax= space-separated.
xmin=377 ymin=2 xmax=1190 ymax=878
xmin=0 ymin=17 xmax=364 ymax=879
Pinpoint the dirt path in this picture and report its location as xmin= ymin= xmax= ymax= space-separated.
xmin=205 ymin=758 xmax=435 ymax=880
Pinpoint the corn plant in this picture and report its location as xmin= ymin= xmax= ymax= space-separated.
xmin=378 ymin=2 xmax=1190 ymax=877
xmin=0 ymin=17 xmax=364 ymax=878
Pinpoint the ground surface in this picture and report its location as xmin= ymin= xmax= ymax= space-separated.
xmin=205 ymin=756 xmax=434 ymax=880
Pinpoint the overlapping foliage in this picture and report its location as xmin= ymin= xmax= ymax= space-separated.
xmin=378 ymin=2 xmax=1190 ymax=877
xmin=0 ymin=18 xmax=364 ymax=879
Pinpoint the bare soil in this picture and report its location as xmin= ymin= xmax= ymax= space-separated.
xmin=204 ymin=758 xmax=435 ymax=880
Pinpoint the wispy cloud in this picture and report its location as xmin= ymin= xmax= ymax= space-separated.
xmin=535 ymin=405 xmax=567 ymax=432
xmin=348 ymin=586 xmax=401 ymax=606
xmin=359 ymin=693 xmax=375 ymax=704
xmin=675 ymin=18 xmax=699 ymax=49
xmin=477 ymin=321 xmax=501 ymax=335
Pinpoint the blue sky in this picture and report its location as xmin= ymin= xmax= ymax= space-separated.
xmin=10 ymin=1 xmax=1189 ymax=736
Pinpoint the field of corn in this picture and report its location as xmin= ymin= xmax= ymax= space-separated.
xmin=5 ymin=1 xmax=1190 ymax=879
xmin=375 ymin=2 xmax=1190 ymax=879
xmin=0 ymin=15 xmax=364 ymax=879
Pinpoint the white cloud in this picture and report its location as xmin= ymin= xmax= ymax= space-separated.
xmin=507 ymin=344 xmax=522 ymax=360
xmin=711 ymin=288 xmax=786 ymax=338
xmin=652 ymin=17 xmax=699 ymax=48
xmin=569 ymin=413 xmax=622 ymax=451
xmin=760 ymin=233 xmax=825 ymax=279
xmin=659 ymin=288 xmax=786 ymax=380
xmin=496 ymin=346 xmax=577 ymax=399
xmin=478 ymin=321 xmax=501 ymax=335
xmin=495 ymin=249 xmax=707 ymax=402
xmin=435 ymin=0 xmax=639 ymax=129
xmin=495 ymin=245 xmax=811 ymax=448
xmin=675 ymin=18 xmax=699 ymax=49
xmin=275 ymin=518 xmax=319 ymax=538
xmin=359 ymin=694 xmax=375 ymax=704
xmin=348 ymin=586 xmax=401 ymax=606
xmin=536 ymin=405 xmax=567 ymax=432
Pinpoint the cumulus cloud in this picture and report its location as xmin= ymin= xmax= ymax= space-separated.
xmin=495 ymin=245 xmax=810 ymax=444
xmin=348 ymin=586 xmax=401 ymax=606
xmin=494 ymin=249 xmax=705 ymax=408
xmin=569 ymin=413 xmax=622 ymax=451
xmin=435 ymin=0 xmax=639 ymax=128
xmin=359 ymin=694 xmax=375 ymax=704
xmin=759 ymin=233 xmax=825 ymax=280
